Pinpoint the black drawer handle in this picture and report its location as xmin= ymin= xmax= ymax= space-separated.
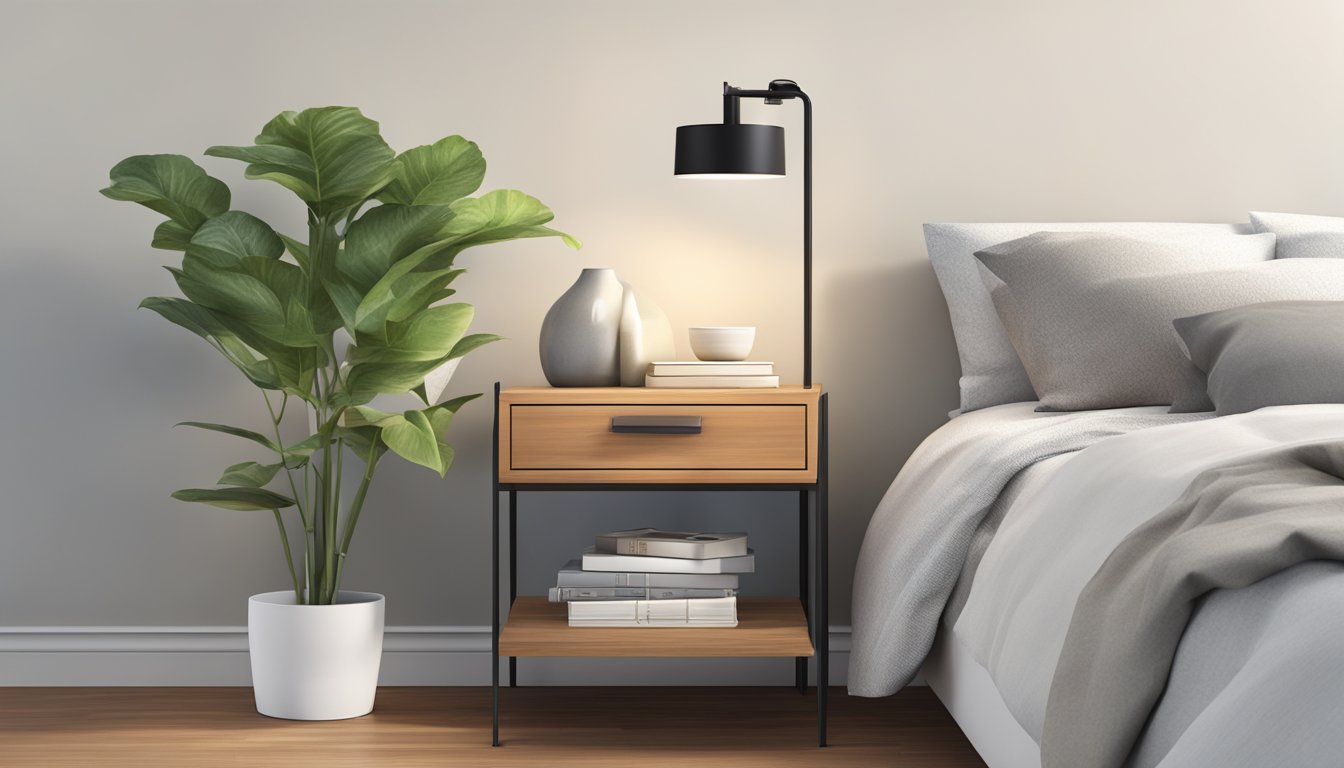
xmin=610 ymin=416 xmax=703 ymax=434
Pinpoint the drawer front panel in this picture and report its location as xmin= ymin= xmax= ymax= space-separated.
xmin=509 ymin=404 xmax=808 ymax=472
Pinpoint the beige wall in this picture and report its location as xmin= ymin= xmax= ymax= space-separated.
xmin=3 ymin=0 xmax=1343 ymax=632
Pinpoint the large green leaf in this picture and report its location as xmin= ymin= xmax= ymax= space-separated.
xmin=172 ymin=486 xmax=295 ymax=511
xmin=171 ymin=260 xmax=285 ymax=331
xmin=101 ymin=155 xmax=230 ymax=248
xmin=139 ymin=296 xmax=282 ymax=389
xmin=173 ymin=257 xmax=322 ymax=350
xmin=441 ymin=189 xmax=581 ymax=252
xmin=378 ymin=135 xmax=485 ymax=206
xmin=185 ymin=211 xmax=283 ymax=267
xmin=337 ymin=203 xmax=455 ymax=300
xmin=205 ymin=107 xmax=396 ymax=217
xmin=218 ymin=461 xmax=284 ymax=487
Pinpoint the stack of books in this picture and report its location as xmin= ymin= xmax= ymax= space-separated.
xmin=644 ymin=361 xmax=778 ymax=389
xmin=553 ymin=528 xmax=753 ymax=627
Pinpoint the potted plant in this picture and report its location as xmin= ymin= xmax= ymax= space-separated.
xmin=102 ymin=106 xmax=577 ymax=720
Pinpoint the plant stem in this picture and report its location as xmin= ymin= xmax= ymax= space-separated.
xmin=263 ymin=391 xmax=313 ymax=601
xmin=262 ymin=392 xmax=307 ymax=530
xmin=272 ymin=509 xmax=301 ymax=602
xmin=331 ymin=444 xmax=379 ymax=600
xmin=318 ymin=368 xmax=337 ymax=605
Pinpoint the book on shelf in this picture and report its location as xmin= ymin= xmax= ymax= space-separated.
xmin=567 ymin=596 xmax=738 ymax=627
xmin=548 ymin=586 xmax=739 ymax=602
xmin=555 ymin=560 xmax=739 ymax=589
xmin=595 ymin=528 xmax=748 ymax=559
xmin=644 ymin=373 xmax=780 ymax=389
xmin=647 ymin=361 xmax=774 ymax=377
xmin=581 ymin=546 xmax=755 ymax=574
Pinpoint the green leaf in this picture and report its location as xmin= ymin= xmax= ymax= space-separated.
xmin=139 ymin=297 xmax=282 ymax=389
xmin=278 ymin=234 xmax=310 ymax=270
xmin=378 ymin=409 xmax=441 ymax=474
xmin=425 ymin=405 xmax=457 ymax=476
xmin=341 ymin=406 xmax=399 ymax=428
xmin=205 ymin=107 xmax=396 ymax=217
xmin=175 ymin=421 xmax=279 ymax=452
xmin=218 ymin=461 xmax=284 ymax=487
xmin=152 ymin=220 xmax=196 ymax=251
xmin=281 ymin=433 xmax=325 ymax=464
xmin=173 ymin=257 xmax=321 ymax=349
xmin=353 ymin=303 xmax=473 ymax=364
xmin=185 ymin=211 xmax=283 ymax=267
xmin=337 ymin=424 xmax=384 ymax=461
xmin=172 ymin=486 xmax=295 ymax=511
xmin=172 ymin=259 xmax=286 ymax=331
xmin=337 ymin=203 xmax=455 ymax=299
xmin=445 ymin=332 xmax=501 ymax=361
xmin=441 ymin=189 xmax=581 ymax=252
xmin=437 ymin=392 xmax=482 ymax=414
xmin=378 ymin=135 xmax=485 ymax=206
xmin=101 ymin=155 xmax=230 ymax=239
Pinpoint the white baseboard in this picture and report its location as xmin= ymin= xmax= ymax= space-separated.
xmin=0 ymin=626 xmax=850 ymax=687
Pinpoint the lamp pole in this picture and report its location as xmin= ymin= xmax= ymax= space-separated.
xmin=722 ymin=80 xmax=812 ymax=389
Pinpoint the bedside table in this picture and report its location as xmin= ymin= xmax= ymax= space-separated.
xmin=490 ymin=383 xmax=829 ymax=746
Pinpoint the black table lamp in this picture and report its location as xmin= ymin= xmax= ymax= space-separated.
xmin=675 ymin=79 xmax=814 ymax=389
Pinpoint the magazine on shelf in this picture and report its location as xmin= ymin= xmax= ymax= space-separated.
xmin=554 ymin=560 xmax=740 ymax=589
xmin=595 ymin=528 xmax=748 ymax=559
xmin=548 ymin=586 xmax=739 ymax=602
xmin=580 ymin=547 xmax=756 ymax=574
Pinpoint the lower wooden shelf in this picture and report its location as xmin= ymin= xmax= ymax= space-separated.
xmin=499 ymin=596 xmax=815 ymax=658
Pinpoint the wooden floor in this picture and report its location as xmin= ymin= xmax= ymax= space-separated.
xmin=0 ymin=686 xmax=986 ymax=767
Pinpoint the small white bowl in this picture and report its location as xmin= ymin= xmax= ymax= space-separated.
xmin=689 ymin=326 xmax=756 ymax=361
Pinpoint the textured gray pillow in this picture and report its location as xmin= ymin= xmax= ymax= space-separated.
xmin=1174 ymin=301 xmax=1344 ymax=416
xmin=973 ymin=233 xmax=1344 ymax=412
xmin=924 ymin=222 xmax=1254 ymax=415
xmin=1250 ymin=211 xmax=1344 ymax=259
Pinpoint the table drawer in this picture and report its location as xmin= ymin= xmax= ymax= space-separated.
xmin=507 ymin=404 xmax=809 ymax=474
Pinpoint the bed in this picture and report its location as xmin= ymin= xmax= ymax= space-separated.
xmin=848 ymin=216 xmax=1344 ymax=768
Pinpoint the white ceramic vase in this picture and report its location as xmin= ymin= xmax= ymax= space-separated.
xmin=618 ymin=283 xmax=676 ymax=386
xmin=248 ymin=590 xmax=385 ymax=721
xmin=539 ymin=268 xmax=625 ymax=387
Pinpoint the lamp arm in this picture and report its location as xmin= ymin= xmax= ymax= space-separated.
xmin=723 ymin=84 xmax=813 ymax=389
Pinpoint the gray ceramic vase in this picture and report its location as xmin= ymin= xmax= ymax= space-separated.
xmin=539 ymin=268 xmax=624 ymax=386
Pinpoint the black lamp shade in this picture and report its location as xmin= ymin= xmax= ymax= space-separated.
xmin=674 ymin=123 xmax=785 ymax=177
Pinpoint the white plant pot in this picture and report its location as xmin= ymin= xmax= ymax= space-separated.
xmin=248 ymin=590 xmax=385 ymax=720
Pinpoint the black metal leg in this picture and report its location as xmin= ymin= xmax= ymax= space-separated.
xmin=796 ymin=490 xmax=809 ymax=694
xmin=509 ymin=490 xmax=518 ymax=688
xmin=491 ymin=383 xmax=501 ymax=747
xmin=817 ymin=393 xmax=829 ymax=747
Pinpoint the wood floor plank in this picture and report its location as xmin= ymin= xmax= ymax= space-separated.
xmin=0 ymin=686 xmax=986 ymax=767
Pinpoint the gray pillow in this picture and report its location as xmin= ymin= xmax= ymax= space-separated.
xmin=973 ymin=233 xmax=1344 ymax=412
xmin=1174 ymin=301 xmax=1344 ymax=416
xmin=924 ymin=222 xmax=1254 ymax=415
xmin=1250 ymin=211 xmax=1344 ymax=259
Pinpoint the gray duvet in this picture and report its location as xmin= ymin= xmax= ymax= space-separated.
xmin=1046 ymin=441 xmax=1344 ymax=767
xmin=850 ymin=402 xmax=1344 ymax=768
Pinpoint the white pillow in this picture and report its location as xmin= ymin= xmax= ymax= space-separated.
xmin=924 ymin=222 xmax=1254 ymax=415
xmin=1250 ymin=211 xmax=1344 ymax=259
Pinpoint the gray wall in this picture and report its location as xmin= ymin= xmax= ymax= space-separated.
xmin=3 ymin=0 xmax=1343 ymax=631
